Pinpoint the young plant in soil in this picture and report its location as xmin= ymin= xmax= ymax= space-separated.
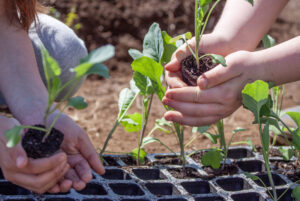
xmin=241 ymin=80 xmax=300 ymax=201
xmin=5 ymin=45 xmax=114 ymax=159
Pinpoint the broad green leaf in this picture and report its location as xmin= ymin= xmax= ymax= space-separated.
xmin=292 ymin=186 xmax=300 ymax=201
xmin=128 ymin=49 xmax=144 ymax=60
xmin=262 ymin=35 xmax=276 ymax=49
xmin=49 ymin=77 xmax=61 ymax=102
xmin=121 ymin=113 xmax=142 ymax=133
xmin=156 ymin=118 xmax=172 ymax=128
xmin=233 ymin=127 xmax=247 ymax=134
xmin=201 ymin=150 xmax=222 ymax=169
xmin=292 ymin=128 xmax=300 ymax=153
xmin=242 ymin=80 xmax=269 ymax=120
xmin=169 ymin=32 xmax=193 ymax=43
xmin=118 ymin=88 xmax=136 ymax=119
xmin=210 ymin=54 xmax=227 ymax=67
xmin=132 ymin=72 xmax=147 ymax=95
xmin=81 ymin=44 xmax=115 ymax=64
xmin=129 ymin=79 xmax=140 ymax=94
xmin=67 ymin=96 xmax=88 ymax=110
xmin=86 ymin=63 xmax=110 ymax=78
xmin=245 ymin=0 xmax=254 ymax=6
xmin=5 ymin=126 xmax=22 ymax=147
xmin=131 ymin=56 xmax=165 ymax=100
xmin=72 ymin=63 xmax=93 ymax=78
xmin=143 ymin=23 xmax=164 ymax=63
xmin=278 ymin=146 xmax=294 ymax=161
xmin=200 ymin=0 xmax=212 ymax=6
xmin=130 ymin=148 xmax=147 ymax=164
xmin=41 ymin=47 xmax=61 ymax=78
xmin=161 ymin=31 xmax=177 ymax=64
xmin=286 ymin=112 xmax=300 ymax=128
xmin=244 ymin=172 xmax=259 ymax=181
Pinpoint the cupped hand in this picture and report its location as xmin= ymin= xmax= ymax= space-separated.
xmin=163 ymin=50 xmax=260 ymax=126
xmin=0 ymin=115 xmax=69 ymax=194
xmin=47 ymin=112 xmax=105 ymax=193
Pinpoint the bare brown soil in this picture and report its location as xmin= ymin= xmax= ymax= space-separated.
xmin=2 ymin=1 xmax=300 ymax=156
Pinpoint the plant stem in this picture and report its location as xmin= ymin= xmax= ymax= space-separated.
xmin=100 ymin=92 xmax=139 ymax=159
xmin=20 ymin=125 xmax=48 ymax=133
xmin=195 ymin=0 xmax=200 ymax=67
xmin=137 ymin=94 xmax=153 ymax=165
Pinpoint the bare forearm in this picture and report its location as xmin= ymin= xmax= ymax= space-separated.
xmin=0 ymin=22 xmax=49 ymax=125
xmin=213 ymin=0 xmax=288 ymax=53
xmin=253 ymin=36 xmax=300 ymax=85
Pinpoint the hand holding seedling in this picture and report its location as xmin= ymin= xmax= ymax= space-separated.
xmin=0 ymin=115 xmax=69 ymax=194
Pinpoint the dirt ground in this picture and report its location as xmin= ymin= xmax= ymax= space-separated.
xmin=11 ymin=1 xmax=300 ymax=154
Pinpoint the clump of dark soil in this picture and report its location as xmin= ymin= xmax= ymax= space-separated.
xmin=271 ymin=160 xmax=300 ymax=182
xmin=181 ymin=54 xmax=217 ymax=86
xmin=22 ymin=125 xmax=64 ymax=159
xmin=203 ymin=164 xmax=239 ymax=177
xmin=255 ymin=146 xmax=282 ymax=157
xmin=121 ymin=156 xmax=150 ymax=166
xmin=190 ymin=151 xmax=205 ymax=164
xmin=153 ymin=155 xmax=183 ymax=165
xmin=103 ymin=156 xmax=120 ymax=166
xmin=168 ymin=167 xmax=213 ymax=180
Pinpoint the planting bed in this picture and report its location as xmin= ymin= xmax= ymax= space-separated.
xmin=0 ymin=146 xmax=298 ymax=201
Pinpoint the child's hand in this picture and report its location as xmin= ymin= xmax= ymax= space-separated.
xmin=0 ymin=116 xmax=69 ymax=194
xmin=163 ymin=50 xmax=260 ymax=126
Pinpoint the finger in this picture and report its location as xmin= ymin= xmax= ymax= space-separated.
xmin=64 ymin=168 xmax=86 ymax=191
xmin=58 ymin=179 xmax=72 ymax=193
xmin=163 ymin=98 xmax=224 ymax=117
xmin=8 ymin=143 xmax=28 ymax=169
xmin=48 ymin=185 xmax=60 ymax=194
xmin=78 ymin=132 xmax=105 ymax=175
xmin=24 ymin=152 xmax=67 ymax=174
xmin=68 ymin=155 xmax=92 ymax=183
xmin=165 ymin=70 xmax=187 ymax=89
xmin=197 ymin=63 xmax=241 ymax=90
xmin=164 ymin=111 xmax=222 ymax=127
xmin=164 ymin=86 xmax=222 ymax=104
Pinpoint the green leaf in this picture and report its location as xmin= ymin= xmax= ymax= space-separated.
xmin=194 ymin=125 xmax=210 ymax=133
xmin=292 ymin=128 xmax=300 ymax=153
xmin=244 ymin=0 xmax=254 ymax=6
xmin=41 ymin=47 xmax=61 ymax=78
xmin=128 ymin=49 xmax=144 ymax=60
xmin=278 ymin=146 xmax=294 ymax=161
xmin=242 ymin=80 xmax=269 ymax=120
xmin=132 ymin=72 xmax=147 ymax=95
xmin=262 ymin=34 xmax=276 ymax=49
xmin=156 ymin=125 xmax=171 ymax=134
xmin=292 ymin=186 xmax=300 ymax=201
xmin=233 ymin=127 xmax=247 ymax=134
xmin=72 ymin=63 xmax=93 ymax=78
xmin=204 ymin=133 xmax=219 ymax=144
xmin=161 ymin=31 xmax=177 ymax=64
xmin=200 ymin=0 xmax=212 ymax=6
xmin=130 ymin=148 xmax=147 ymax=164
xmin=67 ymin=96 xmax=88 ymax=110
xmin=121 ymin=113 xmax=142 ymax=133
xmin=244 ymin=172 xmax=260 ymax=181
xmin=86 ymin=63 xmax=110 ymax=78
xmin=142 ymin=136 xmax=161 ymax=147
xmin=129 ymin=79 xmax=140 ymax=94
xmin=169 ymin=32 xmax=192 ymax=43
xmin=143 ymin=23 xmax=164 ymax=63
xmin=131 ymin=56 xmax=165 ymax=100
xmin=81 ymin=44 xmax=115 ymax=64
xmin=262 ymin=122 xmax=270 ymax=153
xmin=201 ymin=150 xmax=222 ymax=169
xmin=118 ymin=88 xmax=136 ymax=119
xmin=210 ymin=54 xmax=227 ymax=67
xmin=5 ymin=126 xmax=22 ymax=148
xmin=156 ymin=118 xmax=172 ymax=128
xmin=286 ymin=112 xmax=300 ymax=128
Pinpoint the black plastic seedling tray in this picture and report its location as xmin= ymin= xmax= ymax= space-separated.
xmin=0 ymin=146 xmax=298 ymax=201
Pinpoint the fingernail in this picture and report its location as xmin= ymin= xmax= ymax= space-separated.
xmin=198 ymin=75 xmax=208 ymax=89
xmin=16 ymin=156 xmax=25 ymax=167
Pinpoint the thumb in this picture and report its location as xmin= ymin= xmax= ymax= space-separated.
xmin=9 ymin=143 xmax=28 ymax=168
xmin=197 ymin=63 xmax=241 ymax=90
